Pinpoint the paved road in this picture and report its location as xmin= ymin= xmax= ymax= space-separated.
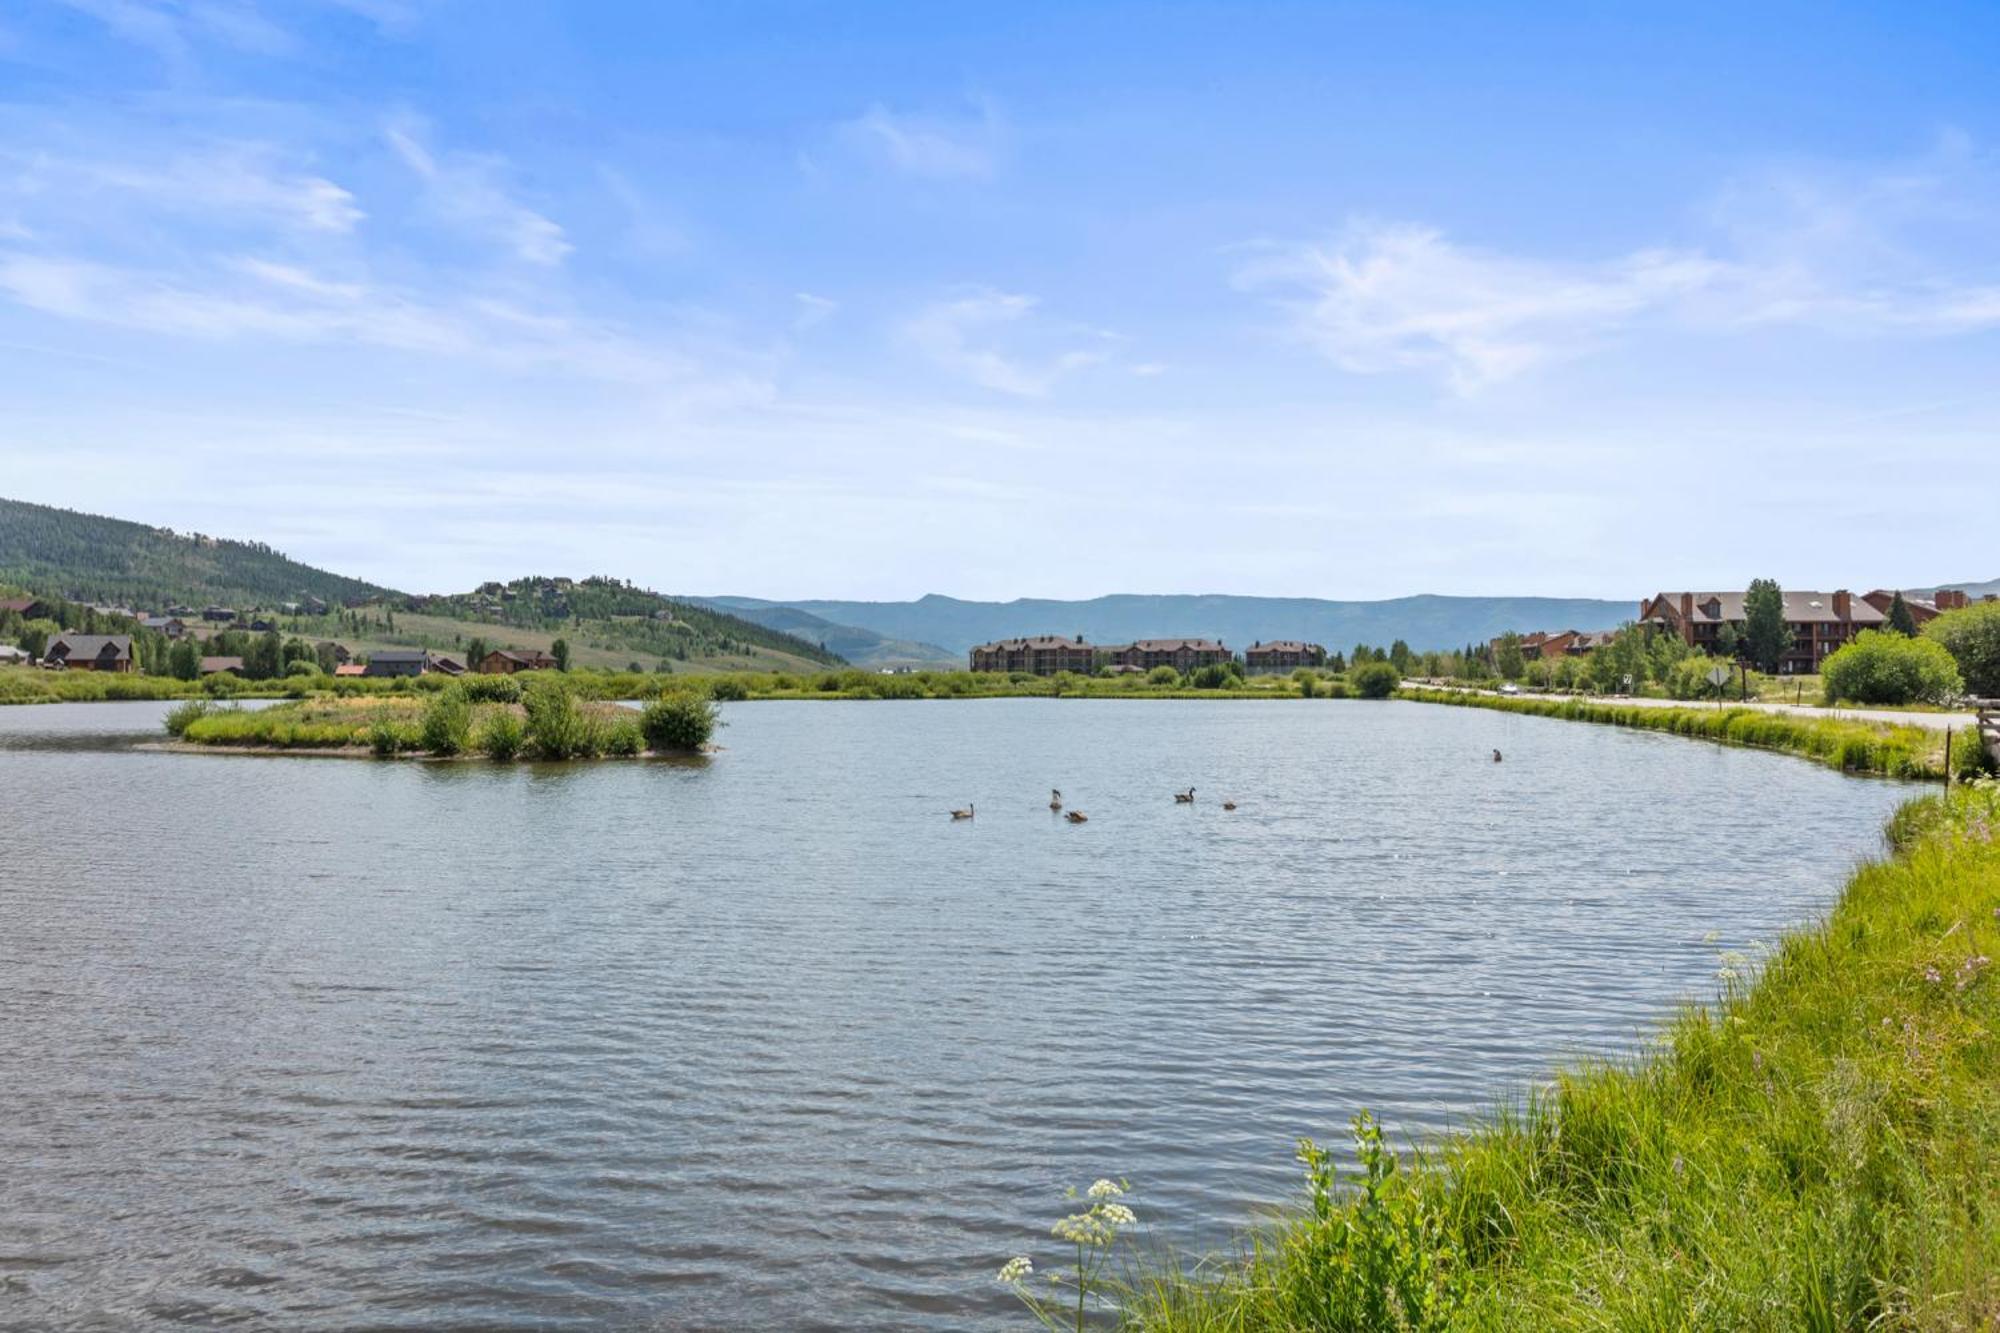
xmin=1415 ymin=685 xmax=1978 ymax=733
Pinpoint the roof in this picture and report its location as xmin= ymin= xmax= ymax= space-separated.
xmin=48 ymin=634 xmax=132 ymax=660
xmin=1130 ymin=638 xmax=1228 ymax=652
xmin=487 ymin=648 xmax=556 ymax=664
xmin=369 ymin=650 xmax=430 ymax=664
xmin=970 ymin=635 xmax=1091 ymax=652
xmin=199 ymin=656 xmax=245 ymax=673
xmin=0 ymin=643 xmax=28 ymax=660
xmin=1646 ymin=591 xmax=1886 ymax=626
xmin=140 ymin=616 xmax=181 ymax=628
xmin=1246 ymin=640 xmax=1322 ymax=654
xmin=0 ymin=597 xmax=40 ymax=615
xmin=332 ymin=663 xmax=367 ymax=676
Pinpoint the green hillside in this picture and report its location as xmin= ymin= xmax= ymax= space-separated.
xmin=0 ymin=496 xmax=392 ymax=609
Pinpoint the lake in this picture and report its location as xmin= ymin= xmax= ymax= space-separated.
xmin=0 ymin=698 xmax=1914 ymax=1329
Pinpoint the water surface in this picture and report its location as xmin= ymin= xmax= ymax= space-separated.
xmin=0 ymin=699 xmax=1913 ymax=1328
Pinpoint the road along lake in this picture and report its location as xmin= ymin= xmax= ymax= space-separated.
xmin=1 ymin=698 xmax=1915 ymax=1329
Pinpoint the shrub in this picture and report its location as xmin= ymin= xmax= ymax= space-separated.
xmin=477 ymin=710 xmax=526 ymax=760
xmin=706 ymin=675 xmax=750 ymax=702
xmin=368 ymin=718 xmax=407 ymax=757
xmin=1821 ymin=629 xmax=1962 ymax=705
xmin=602 ymin=717 xmax=644 ymax=756
xmin=459 ymin=674 xmax=524 ymax=704
xmin=640 ymin=692 xmax=719 ymax=751
xmin=1190 ymin=663 xmax=1238 ymax=689
xmin=1146 ymin=665 xmax=1181 ymax=686
xmin=417 ymin=687 xmax=473 ymax=755
xmin=163 ymin=698 xmax=215 ymax=737
xmin=523 ymin=680 xmax=596 ymax=759
xmin=1297 ymin=672 xmax=1318 ymax=698
xmin=869 ymin=673 xmax=927 ymax=699
xmin=1351 ymin=661 xmax=1401 ymax=698
xmin=1322 ymin=679 xmax=1349 ymax=699
xmin=1925 ymin=600 xmax=2000 ymax=697
xmin=1950 ymin=725 xmax=1997 ymax=781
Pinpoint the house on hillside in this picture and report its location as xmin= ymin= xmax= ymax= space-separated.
xmin=0 ymin=644 xmax=29 ymax=665
xmin=363 ymin=650 xmax=464 ymax=678
xmin=201 ymin=606 xmax=237 ymax=623
xmin=0 ymin=597 xmax=51 ymax=619
xmin=967 ymin=635 xmax=1095 ymax=675
xmin=1640 ymin=590 xmax=1883 ymax=674
xmin=141 ymin=616 xmax=187 ymax=638
xmin=43 ymin=634 xmax=133 ymax=672
xmin=199 ymin=656 xmax=245 ymax=676
xmin=1244 ymin=640 xmax=1326 ymax=671
xmin=477 ymin=648 xmax=559 ymax=674
xmin=315 ymin=641 xmax=352 ymax=665
xmin=1106 ymin=639 xmax=1232 ymax=672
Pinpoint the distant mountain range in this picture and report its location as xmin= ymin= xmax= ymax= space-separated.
xmin=695 ymin=592 xmax=1643 ymax=659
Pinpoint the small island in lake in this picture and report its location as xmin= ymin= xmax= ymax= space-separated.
xmin=164 ymin=680 xmax=718 ymax=760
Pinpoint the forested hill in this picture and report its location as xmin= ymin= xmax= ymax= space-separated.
xmin=423 ymin=577 xmax=844 ymax=668
xmin=0 ymin=496 xmax=391 ymax=608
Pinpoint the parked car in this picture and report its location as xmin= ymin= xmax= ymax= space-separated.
xmin=1498 ymin=682 xmax=1521 ymax=695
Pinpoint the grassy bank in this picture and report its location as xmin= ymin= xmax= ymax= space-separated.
xmin=1050 ymin=782 xmax=1999 ymax=1329
xmin=1399 ymin=687 xmax=1953 ymax=781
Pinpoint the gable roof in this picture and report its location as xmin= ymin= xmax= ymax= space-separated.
xmin=1246 ymin=640 xmax=1322 ymax=654
xmin=47 ymin=634 xmax=132 ymax=661
xmin=1646 ymin=591 xmax=1885 ymax=626
xmin=1131 ymin=638 xmax=1228 ymax=652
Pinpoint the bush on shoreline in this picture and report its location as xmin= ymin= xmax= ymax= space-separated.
xmin=1821 ymin=629 xmax=1962 ymax=705
xmin=640 ymin=692 xmax=719 ymax=751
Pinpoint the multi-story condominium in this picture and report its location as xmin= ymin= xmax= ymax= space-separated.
xmin=1639 ymin=589 xmax=1883 ymax=674
xmin=1243 ymin=640 xmax=1326 ymax=671
xmin=967 ymin=635 xmax=1096 ymax=675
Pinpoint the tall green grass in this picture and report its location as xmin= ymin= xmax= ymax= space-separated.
xmin=1099 ymin=783 xmax=2000 ymax=1330
xmin=1400 ymin=687 xmax=1946 ymax=780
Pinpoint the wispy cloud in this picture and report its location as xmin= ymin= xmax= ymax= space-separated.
xmin=2 ymin=142 xmax=362 ymax=234
xmin=1242 ymin=140 xmax=2000 ymax=392
xmin=385 ymin=119 xmax=571 ymax=265
xmin=793 ymin=292 xmax=837 ymax=330
xmin=59 ymin=0 xmax=298 ymax=64
xmin=837 ymin=102 xmax=1000 ymax=180
xmin=903 ymin=289 xmax=1109 ymax=396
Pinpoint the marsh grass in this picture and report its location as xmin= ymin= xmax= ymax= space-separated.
xmin=1400 ymin=687 xmax=1946 ymax=780
xmin=1101 ymin=783 xmax=2000 ymax=1330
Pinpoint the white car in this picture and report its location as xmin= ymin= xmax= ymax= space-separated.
xmin=1498 ymin=682 xmax=1521 ymax=695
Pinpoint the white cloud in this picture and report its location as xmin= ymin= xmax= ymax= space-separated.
xmin=386 ymin=120 xmax=571 ymax=265
xmin=793 ymin=292 xmax=837 ymax=330
xmin=59 ymin=0 xmax=298 ymax=63
xmin=903 ymin=289 xmax=1109 ymax=396
xmin=1 ymin=143 xmax=362 ymax=234
xmin=839 ymin=104 xmax=998 ymax=180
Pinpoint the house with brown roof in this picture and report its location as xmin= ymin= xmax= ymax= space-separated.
xmin=1244 ymin=640 xmax=1326 ymax=671
xmin=477 ymin=647 xmax=559 ymax=674
xmin=1106 ymin=639 xmax=1232 ymax=672
xmin=199 ymin=656 xmax=245 ymax=676
xmin=43 ymin=634 xmax=134 ymax=672
xmin=968 ymin=635 xmax=1095 ymax=675
xmin=1860 ymin=588 xmax=1992 ymax=627
xmin=0 ymin=596 xmax=51 ymax=619
xmin=1640 ymin=589 xmax=1883 ymax=674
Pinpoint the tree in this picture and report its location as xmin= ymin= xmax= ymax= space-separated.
xmin=1388 ymin=639 xmax=1413 ymax=673
xmin=16 ymin=618 xmax=58 ymax=659
xmin=551 ymin=637 xmax=572 ymax=672
xmin=169 ymin=638 xmax=200 ymax=681
xmin=1925 ymin=601 xmax=2000 ymax=697
xmin=1742 ymin=579 xmax=1791 ymax=674
xmin=1493 ymin=632 xmax=1526 ymax=681
xmin=467 ymin=636 xmax=487 ymax=668
xmin=1886 ymin=591 xmax=1918 ymax=637
xmin=1822 ymin=630 xmax=1961 ymax=705
xmin=1351 ymin=661 xmax=1401 ymax=698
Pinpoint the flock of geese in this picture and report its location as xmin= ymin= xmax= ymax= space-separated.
xmin=949 ymin=787 xmax=1239 ymax=823
xmin=949 ymin=752 xmax=1504 ymax=823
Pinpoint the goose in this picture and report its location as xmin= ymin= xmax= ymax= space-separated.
xmin=1492 ymin=749 xmax=1503 ymax=763
xmin=1065 ymin=809 xmax=1088 ymax=823
xmin=950 ymin=804 xmax=975 ymax=820
xmin=1221 ymin=800 xmax=1237 ymax=811
xmin=1049 ymin=788 xmax=1063 ymax=811
xmin=1174 ymin=787 xmax=1196 ymax=803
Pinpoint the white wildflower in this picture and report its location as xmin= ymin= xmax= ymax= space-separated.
xmin=997 ymin=1256 xmax=1033 ymax=1284
xmin=1100 ymin=1203 xmax=1136 ymax=1227
xmin=1053 ymin=1212 xmax=1111 ymax=1246
xmin=1087 ymin=1178 xmax=1124 ymax=1199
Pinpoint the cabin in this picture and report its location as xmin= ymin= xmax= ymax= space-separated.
xmin=315 ymin=641 xmax=352 ymax=665
xmin=477 ymin=648 xmax=560 ymax=674
xmin=141 ymin=616 xmax=188 ymax=639
xmin=1640 ymin=590 xmax=1884 ymax=674
xmin=201 ymin=607 xmax=237 ymax=623
xmin=1243 ymin=640 xmax=1326 ymax=672
xmin=42 ymin=634 xmax=134 ymax=672
xmin=199 ymin=656 xmax=245 ymax=676
xmin=0 ymin=596 xmax=51 ymax=620
xmin=0 ymin=644 xmax=29 ymax=665
xmin=362 ymin=650 xmax=463 ymax=678
xmin=966 ymin=635 xmax=1095 ymax=675
xmin=1106 ymin=639 xmax=1232 ymax=672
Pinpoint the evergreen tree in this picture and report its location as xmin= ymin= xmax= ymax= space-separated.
xmin=552 ymin=637 xmax=572 ymax=672
xmin=1886 ymin=591 xmax=1918 ymax=636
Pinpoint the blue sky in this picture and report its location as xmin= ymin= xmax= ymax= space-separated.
xmin=2 ymin=1 xmax=1997 ymax=600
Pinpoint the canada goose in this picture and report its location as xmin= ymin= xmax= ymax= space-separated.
xmin=1221 ymin=800 xmax=1237 ymax=811
xmin=1050 ymin=789 xmax=1063 ymax=811
xmin=1492 ymin=749 xmax=1503 ymax=763
xmin=950 ymin=804 xmax=975 ymax=820
xmin=1174 ymin=787 xmax=1196 ymax=803
xmin=1066 ymin=810 xmax=1088 ymax=823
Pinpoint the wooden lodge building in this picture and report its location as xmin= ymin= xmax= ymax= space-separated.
xmin=1639 ymin=589 xmax=1884 ymax=675
xmin=362 ymin=650 xmax=466 ymax=678
xmin=967 ymin=635 xmax=1096 ymax=675
xmin=1243 ymin=640 xmax=1327 ymax=671
xmin=477 ymin=648 xmax=560 ymax=674
xmin=42 ymin=634 xmax=134 ymax=672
